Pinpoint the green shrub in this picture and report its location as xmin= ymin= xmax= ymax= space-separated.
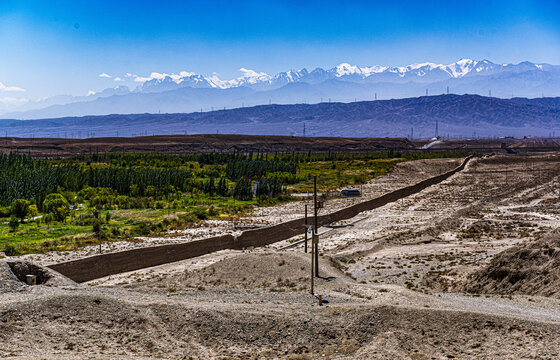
xmin=28 ymin=204 xmax=39 ymax=218
xmin=8 ymin=216 xmax=20 ymax=232
xmin=115 ymin=195 xmax=131 ymax=209
xmin=208 ymin=206 xmax=219 ymax=217
xmin=135 ymin=222 xmax=152 ymax=236
xmin=144 ymin=186 xmax=157 ymax=197
xmin=90 ymin=195 xmax=114 ymax=210
xmin=93 ymin=222 xmax=101 ymax=234
xmin=176 ymin=213 xmax=199 ymax=224
xmin=43 ymin=213 xmax=54 ymax=223
xmin=4 ymin=244 xmax=19 ymax=256
xmin=0 ymin=206 xmax=10 ymax=218
xmin=130 ymin=184 xmax=140 ymax=196
xmin=11 ymin=199 xmax=29 ymax=222
xmin=192 ymin=209 xmax=208 ymax=220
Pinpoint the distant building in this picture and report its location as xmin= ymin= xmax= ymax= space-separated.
xmin=341 ymin=189 xmax=361 ymax=197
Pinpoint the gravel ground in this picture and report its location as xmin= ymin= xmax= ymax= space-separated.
xmin=3 ymin=154 xmax=560 ymax=359
xmin=2 ymin=251 xmax=560 ymax=359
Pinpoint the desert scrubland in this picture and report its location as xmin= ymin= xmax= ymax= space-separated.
xmin=2 ymin=154 xmax=560 ymax=359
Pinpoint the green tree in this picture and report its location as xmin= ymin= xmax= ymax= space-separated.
xmin=145 ymin=186 xmax=157 ymax=197
xmin=233 ymin=178 xmax=253 ymax=200
xmin=10 ymin=199 xmax=29 ymax=223
xmin=8 ymin=216 xmax=19 ymax=232
xmin=130 ymin=184 xmax=140 ymax=196
xmin=60 ymin=190 xmax=76 ymax=204
xmin=28 ymin=204 xmax=39 ymax=218
xmin=203 ymin=178 xmax=216 ymax=195
xmin=43 ymin=193 xmax=70 ymax=222
xmin=217 ymin=177 xmax=229 ymax=197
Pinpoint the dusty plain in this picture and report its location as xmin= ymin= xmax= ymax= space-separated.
xmin=2 ymin=154 xmax=560 ymax=359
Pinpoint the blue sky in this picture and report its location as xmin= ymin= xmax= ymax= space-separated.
xmin=1 ymin=0 xmax=559 ymax=101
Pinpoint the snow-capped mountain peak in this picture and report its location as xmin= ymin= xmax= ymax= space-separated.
xmin=444 ymin=59 xmax=478 ymax=77
xmin=129 ymin=59 xmax=558 ymax=94
xmin=335 ymin=63 xmax=361 ymax=76
xmin=238 ymin=68 xmax=272 ymax=84
xmin=2 ymin=59 xmax=559 ymax=117
xmin=205 ymin=68 xmax=273 ymax=89
xmin=334 ymin=63 xmax=388 ymax=77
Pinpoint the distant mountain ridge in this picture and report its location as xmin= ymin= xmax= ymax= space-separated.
xmin=2 ymin=59 xmax=559 ymax=119
xmin=133 ymin=59 xmax=559 ymax=91
xmin=1 ymin=94 xmax=559 ymax=139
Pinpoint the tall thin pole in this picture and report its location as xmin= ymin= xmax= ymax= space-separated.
xmin=313 ymin=176 xmax=319 ymax=277
xmin=310 ymin=202 xmax=314 ymax=294
xmin=304 ymin=204 xmax=308 ymax=253
xmin=97 ymin=210 xmax=102 ymax=254
xmin=310 ymin=235 xmax=314 ymax=294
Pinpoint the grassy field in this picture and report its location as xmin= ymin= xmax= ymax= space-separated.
xmin=290 ymin=158 xmax=401 ymax=193
xmin=0 ymin=196 xmax=257 ymax=255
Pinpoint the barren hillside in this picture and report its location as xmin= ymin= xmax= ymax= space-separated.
xmin=2 ymin=154 xmax=560 ymax=359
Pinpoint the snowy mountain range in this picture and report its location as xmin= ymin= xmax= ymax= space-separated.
xmin=134 ymin=59 xmax=558 ymax=91
xmin=2 ymin=59 xmax=560 ymax=119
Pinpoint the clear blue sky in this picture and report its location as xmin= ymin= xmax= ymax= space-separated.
xmin=1 ymin=0 xmax=559 ymax=100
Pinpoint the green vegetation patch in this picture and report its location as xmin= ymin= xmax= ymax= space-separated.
xmin=0 ymin=150 xmax=467 ymax=255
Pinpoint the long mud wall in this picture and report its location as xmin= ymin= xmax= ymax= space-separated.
xmin=49 ymin=234 xmax=234 ymax=283
xmin=50 ymin=156 xmax=473 ymax=282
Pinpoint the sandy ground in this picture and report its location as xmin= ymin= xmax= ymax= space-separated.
xmin=3 ymin=154 xmax=560 ymax=359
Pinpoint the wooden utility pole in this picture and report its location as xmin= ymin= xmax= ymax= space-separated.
xmin=98 ymin=216 xmax=102 ymax=254
xmin=310 ymin=200 xmax=314 ymax=293
xmin=94 ymin=210 xmax=102 ymax=254
xmin=310 ymin=245 xmax=314 ymax=294
xmin=313 ymin=176 xmax=319 ymax=277
xmin=97 ymin=198 xmax=102 ymax=254
xmin=304 ymin=204 xmax=308 ymax=253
